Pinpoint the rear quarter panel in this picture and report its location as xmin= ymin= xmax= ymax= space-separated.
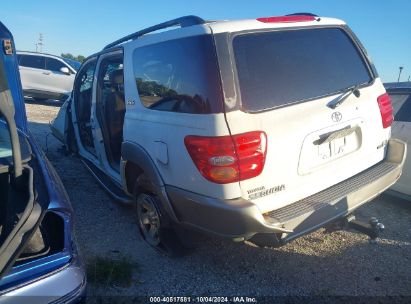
xmin=122 ymin=30 xmax=242 ymax=199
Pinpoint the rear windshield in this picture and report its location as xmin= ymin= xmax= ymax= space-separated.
xmin=133 ymin=35 xmax=223 ymax=114
xmin=233 ymin=27 xmax=372 ymax=112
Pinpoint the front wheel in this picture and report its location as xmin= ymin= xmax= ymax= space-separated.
xmin=135 ymin=193 xmax=188 ymax=257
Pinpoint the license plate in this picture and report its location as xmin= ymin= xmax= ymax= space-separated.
xmin=318 ymin=137 xmax=347 ymax=160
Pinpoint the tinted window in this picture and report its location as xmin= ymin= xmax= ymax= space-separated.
xmin=389 ymin=93 xmax=411 ymax=122
xmin=133 ymin=35 xmax=222 ymax=114
xmin=233 ymin=28 xmax=372 ymax=112
xmin=46 ymin=57 xmax=67 ymax=72
xmin=97 ymin=55 xmax=123 ymax=105
xmin=18 ymin=54 xmax=45 ymax=69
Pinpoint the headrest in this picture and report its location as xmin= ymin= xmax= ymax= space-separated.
xmin=109 ymin=69 xmax=124 ymax=85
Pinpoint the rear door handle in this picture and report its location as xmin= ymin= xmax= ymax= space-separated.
xmin=42 ymin=72 xmax=50 ymax=75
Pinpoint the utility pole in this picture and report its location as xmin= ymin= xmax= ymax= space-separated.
xmin=37 ymin=33 xmax=44 ymax=53
xmin=397 ymin=66 xmax=403 ymax=83
xmin=408 ymin=75 xmax=410 ymax=82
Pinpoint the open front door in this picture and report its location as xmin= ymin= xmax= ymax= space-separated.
xmin=52 ymin=58 xmax=98 ymax=159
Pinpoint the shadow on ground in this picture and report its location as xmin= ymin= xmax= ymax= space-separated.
xmin=27 ymin=119 xmax=411 ymax=298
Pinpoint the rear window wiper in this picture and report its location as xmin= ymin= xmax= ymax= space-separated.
xmin=327 ymin=85 xmax=361 ymax=109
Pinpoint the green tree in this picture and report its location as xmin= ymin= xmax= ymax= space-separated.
xmin=61 ymin=53 xmax=75 ymax=60
xmin=61 ymin=53 xmax=86 ymax=63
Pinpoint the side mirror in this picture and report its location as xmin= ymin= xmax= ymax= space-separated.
xmin=60 ymin=67 xmax=70 ymax=75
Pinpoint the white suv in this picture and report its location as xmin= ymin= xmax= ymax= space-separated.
xmin=17 ymin=51 xmax=79 ymax=101
xmin=52 ymin=14 xmax=406 ymax=254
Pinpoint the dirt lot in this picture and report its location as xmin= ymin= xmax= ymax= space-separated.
xmin=26 ymin=101 xmax=411 ymax=300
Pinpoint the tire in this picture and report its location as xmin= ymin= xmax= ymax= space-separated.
xmin=135 ymin=193 xmax=188 ymax=257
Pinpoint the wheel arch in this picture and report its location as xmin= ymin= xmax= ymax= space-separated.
xmin=121 ymin=141 xmax=165 ymax=196
xmin=121 ymin=141 xmax=179 ymax=224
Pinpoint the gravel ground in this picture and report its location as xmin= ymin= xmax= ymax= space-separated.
xmin=25 ymin=101 xmax=411 ymax=299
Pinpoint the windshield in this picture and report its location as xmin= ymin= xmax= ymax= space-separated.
xmin=62 ymin=58 xmax=81 ymax=71
xmin=233 ymin=27 xmax=373 ymax=112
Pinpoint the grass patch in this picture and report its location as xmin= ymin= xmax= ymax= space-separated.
xmin=86 ymin=256 xmax=138 ymax=288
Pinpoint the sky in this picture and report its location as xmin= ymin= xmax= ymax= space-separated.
xmin=0 ymin=0 xmax=410 ymax=82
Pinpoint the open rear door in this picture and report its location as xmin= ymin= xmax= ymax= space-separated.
xmin=0 ymin=40 xmax=44 ymax=279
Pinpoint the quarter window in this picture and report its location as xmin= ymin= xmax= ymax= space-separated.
xmin=132 ymin=35 xmax=223 ymax=114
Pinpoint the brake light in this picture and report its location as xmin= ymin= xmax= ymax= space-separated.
xmin=184 ymin=131 xmax=267 ymax=184
xmin=257 ymin=16 xmax=316 ymax=23
xmin=377 ymin=93 xmax=393 ymax=128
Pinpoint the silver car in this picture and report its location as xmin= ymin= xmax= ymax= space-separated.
xmin=17 ymin=51 xmax=79 ymax=102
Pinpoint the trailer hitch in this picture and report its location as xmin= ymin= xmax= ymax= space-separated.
xmin=324 ymin=215 xmax=385 ymax=242
xmin=347 ymin=215 xmax=385 ymax=243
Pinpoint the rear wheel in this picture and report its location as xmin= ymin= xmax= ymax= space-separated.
xmin=136 ymin=194 xmax=161 ymax=246
xmin=135 ymin=193 xmax=187 ymax=257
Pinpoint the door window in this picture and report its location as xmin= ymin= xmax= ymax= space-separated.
xmin=74 ymin=59 xmax=97 ymax=152
xmin=45 ymin=58 xmax=69 ymax=73
xmin=18 ymin=55 xmax=45 ymax=69
xmin=96 ymin=53 xmax=124 ymax=168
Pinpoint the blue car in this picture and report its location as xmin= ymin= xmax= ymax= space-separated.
xmin=0 ymin=22 xmax=86 ymax=302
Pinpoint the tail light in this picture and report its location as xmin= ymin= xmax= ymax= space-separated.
xmin=377 ymin=93 xmax=393 ymax=128
xmin=257 ymin=16 xmax=316 ymax=23
xmin=184 ymin=131 xmax=267 ymax=184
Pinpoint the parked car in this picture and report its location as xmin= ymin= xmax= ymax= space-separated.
xmin=52 ymin=14 xmax=406 ymax=254
xmin=17 ymin=51 xmax=79 ymax=102
xmin=0 ymin=22 xmax=86 ymax=302
xmin=385 ymin=82 xmax=411 ymax=199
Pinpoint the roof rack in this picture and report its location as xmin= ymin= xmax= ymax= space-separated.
xmin=286 ymin=13 xmax=319 ymax=17
xmin=103 ymin=15 xmax=205 ymax=50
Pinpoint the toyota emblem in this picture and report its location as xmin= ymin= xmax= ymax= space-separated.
xmin=331 ymin=112 xmax=342 ymax=122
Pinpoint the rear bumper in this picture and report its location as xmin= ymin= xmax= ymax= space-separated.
xmin=0 ymin=255 xmax=86 ymax=304
xmin=167 ymin=139 xmax=407 ymax=245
